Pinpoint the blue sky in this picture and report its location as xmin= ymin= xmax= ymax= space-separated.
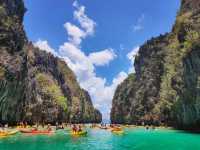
xmin=24 ymin=0 xmax=180 ymax=121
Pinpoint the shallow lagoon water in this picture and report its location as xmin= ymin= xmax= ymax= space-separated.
xmin=0 ymin=128 xmax=200 ymax=150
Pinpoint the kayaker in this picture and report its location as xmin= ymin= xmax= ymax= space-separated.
xmin=72 ymin=125 xmax=77 ymax=132
xmin=47 ymin=124 xmax=52 ymax=131
xmin=60 ymin=124 xmax=64 ymax=129
xmin=24 ymin=122 xmax=28 ymax=128
xmin=56 ymin=122 xmax=59 ymax=130
xmin=4 ymin=124 xmax=8 ymax=128
xmin=78 ymin=125 xmax=82 ymax=132
xmin=20 ymin=122 xmax=24 ymax=128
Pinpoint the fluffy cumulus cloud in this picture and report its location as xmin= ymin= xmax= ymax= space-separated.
xmin=58 ymin=43 xmax=122 ymax=120
xmin=127 ymin=46 xmax=140 ymax=73
xmin=73 ymin=1 xmax=96 ymax=35
xmin=89 ymin=71 xmax=128 ymax=120
xmin=89 ymin=49 xmax=117 ymax=66
xmin=64 ymin=22 xmax=86 ymax=45
xmin=59 ymin=42 xmax=86 ymax=63
xmin=34 ymin=1 xmax=127 ymax=121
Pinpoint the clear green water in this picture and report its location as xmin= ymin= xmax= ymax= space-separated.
xmin=0 ymin=128 xmax=200 ymax=150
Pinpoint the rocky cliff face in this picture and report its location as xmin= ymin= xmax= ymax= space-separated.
xmin=0 ymin=0 xmax=101 ymax=124
xmin=111 ymin=0 xmax=200 ymax=130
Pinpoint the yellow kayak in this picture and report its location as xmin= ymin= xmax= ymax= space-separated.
xmin=111 ymin=129 xmax=124 ymax=134
xmin=71 ymin=131 xmax=87 ymax=136
xmin=0 ymin=130 xmax=18 ymax=137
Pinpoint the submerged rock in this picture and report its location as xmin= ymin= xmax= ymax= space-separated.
xmin=0 ymin=0 xmax=102 ymax=124
xmin=111 ymin=0 xmax=200 ymax=130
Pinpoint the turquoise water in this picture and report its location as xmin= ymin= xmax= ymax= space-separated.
xmin=0 ymin=128 xmax=200 ymax=150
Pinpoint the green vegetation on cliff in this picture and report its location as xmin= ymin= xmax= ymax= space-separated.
xmin=111 ymin=0 xmax=200 ymax=130
xmin=0 ymin=0 xmax=102 ymax=124
xmin=36 ymin=73 xmax=67 ymax=111
xmin=0 ymin=66 xmax=5 ymax=80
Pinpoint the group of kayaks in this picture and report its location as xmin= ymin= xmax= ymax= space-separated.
xmin=0 ymin=125 xmax=124 ymax=138
xmin=20 ymin=128 xmax=88 ymax=136
xmin=0 ymin=128 xmax=88 ymax=138
xmin=0 ymin=129 xmax=54 ymax=138
xmin=91 ymin=125 xmax=125 ymax=134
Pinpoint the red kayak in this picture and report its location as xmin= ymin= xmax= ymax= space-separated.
xmin=20 ymin=129 xmax=54 ymax=134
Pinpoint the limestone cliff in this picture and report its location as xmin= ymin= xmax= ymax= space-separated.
xmin=111 ymin=0 xmax=200 ymax=130
xmin=0 ymin=0 xmax=101 ymax=124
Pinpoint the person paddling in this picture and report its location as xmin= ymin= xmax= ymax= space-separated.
xmin=78 ymin=125 xmax=82 ymax=132
xmin=72 ymin=125 xmax=77 ymax=133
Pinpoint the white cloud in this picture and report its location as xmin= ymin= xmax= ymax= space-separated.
xmin=127 ymin=46 xmax=140 ymax=73
xmin=64 ymin=1 xmax=96 ymax=47
xmin=58 ymin=42 xmax=95 ymax=82
xmin=88 ymin=49 xmax=117 ymax=66
xmin=34 ymin=39 xmax=57 ymax=55
xmin=73 ymin=1 xmax=96 ymax=35
xmin=59 ymin=42 xmax=86 ymax=62
xmin=133 ymin=14 xmax=145 ymax=32
xmin=64 ymin=22 xmax=86 ymax=45
xmin=59 ymin=44 xmax=125 ymax=120
xmin=72 ymin=0 xmax=78 ymax=7
xmin=34 ymin=1 xmax=128 ymax=121
xmin=83 ymin=71 xmax=127 ymax=120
